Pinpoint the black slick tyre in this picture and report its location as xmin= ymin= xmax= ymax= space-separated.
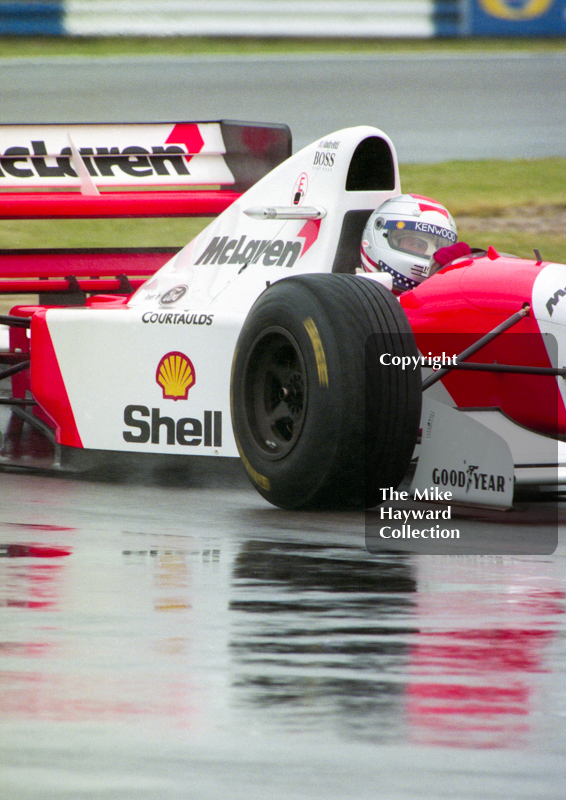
xmin=230 ymin=274 xmax=421 ymax=510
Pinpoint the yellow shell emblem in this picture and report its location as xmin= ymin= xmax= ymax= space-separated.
xmin=156 ymin=352 xmax=196 ymax=401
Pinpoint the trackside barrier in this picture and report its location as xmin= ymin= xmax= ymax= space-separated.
xmin=2 ymin=2 xmax=563 ymax=46
xmin=3 ymin=0 xmax=462 ymax=38
xmin=64 ymin=0 xmax=448 ymax=37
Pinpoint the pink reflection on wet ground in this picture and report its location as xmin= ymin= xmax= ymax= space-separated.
xmin=0 ymin=533 xmax=214 ymax=730
xmin=0 ymin=671 xmax=200 ymax=726
xmin=1 ymin=543 xmax=72 ymax=558
xmin=1 ymin=554 xmax=70 ymax=610
xmin=1 ymin=522 xmax=564 ymax=750
xmin=406 ymin=559 xmax=564 ymax=749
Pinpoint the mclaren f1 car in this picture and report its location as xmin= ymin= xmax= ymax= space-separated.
xmin=0 ymin=120 xmax=564 ymax=510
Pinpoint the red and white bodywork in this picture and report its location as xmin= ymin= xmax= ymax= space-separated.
xmin=403 ymin=251 xmax=566 ymax=434
xmin=18 ymin=124 xmax=401 ymax=456
xmin=400 ymin=252 xmax=566 ymax=504
xmin=1 ymin=121 xmax=565 ymax=507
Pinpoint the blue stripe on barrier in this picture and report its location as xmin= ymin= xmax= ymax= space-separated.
xmin=433 ymin=0 xmax=462 ymax=36
xmin=0 ymin=2 xmax=64 ymax=36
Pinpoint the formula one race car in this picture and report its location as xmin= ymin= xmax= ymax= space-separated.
xmin=0 ymin=120 xmax=565 ymax=510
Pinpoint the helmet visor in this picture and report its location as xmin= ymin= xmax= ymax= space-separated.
xmin=386 ymin=220 xmax=456 ymax=259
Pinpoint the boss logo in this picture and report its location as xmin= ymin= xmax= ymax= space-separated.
xmin=313 ymin=151 xmax=335 ymax=168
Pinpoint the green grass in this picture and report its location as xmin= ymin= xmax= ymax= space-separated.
xmin=0 ymin=216 xmax=211 ymax=250
xmin=401 ymin=158 xmax=566 ymax=262
xmin=1 ymin=157 xmax=564 ymax=261
xmin=401 ymin=158 xmax=566 ymax=215
xmin=456 ymin=230 xmax=565 ymax=263
xmin=1 ymin=35 xmax=565 ymax=60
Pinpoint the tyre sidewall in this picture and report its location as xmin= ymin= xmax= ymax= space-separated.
xmin=232 ymin=280 xmax=360 ymax=509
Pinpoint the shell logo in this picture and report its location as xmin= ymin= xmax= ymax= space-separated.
xmin=156 ymin=351 xmax=196 ymax=401
xmin=397 ymin=221 xmax=406 ymax=229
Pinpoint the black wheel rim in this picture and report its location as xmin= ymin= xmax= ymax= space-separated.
xmin=243 ymin=327 xmax=307 ymax=459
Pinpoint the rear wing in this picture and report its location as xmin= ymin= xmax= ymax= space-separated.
xmin=0 ymin=119 xmax=291 ymax=217
xmin=0 ymin=119 xmax=291 ymax=299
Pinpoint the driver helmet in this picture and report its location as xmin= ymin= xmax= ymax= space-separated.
xmin=360 ymin=194 xmax=457 ymax=292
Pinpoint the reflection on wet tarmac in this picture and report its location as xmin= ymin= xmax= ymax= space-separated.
xmin=0 ymin=476 xmax=565 ymax=798
xmin=230 ymin=542 xmax=417 ymax=743
xmin=229 ymin=542 xmax=564 ymax=750
xmin=408 ymin=558 xmax=564 ymax=749
xmin=0 ymin=526 xmax=563 ymax=747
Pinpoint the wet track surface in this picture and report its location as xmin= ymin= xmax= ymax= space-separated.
xmin=1 ymin=49 xmax=566 ymax=798
xmin=1 ymin=471 xmax=565 ymax=799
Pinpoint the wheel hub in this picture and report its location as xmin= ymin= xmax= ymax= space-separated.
xmin=243 ymin=328 xmax=307 ymax=458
